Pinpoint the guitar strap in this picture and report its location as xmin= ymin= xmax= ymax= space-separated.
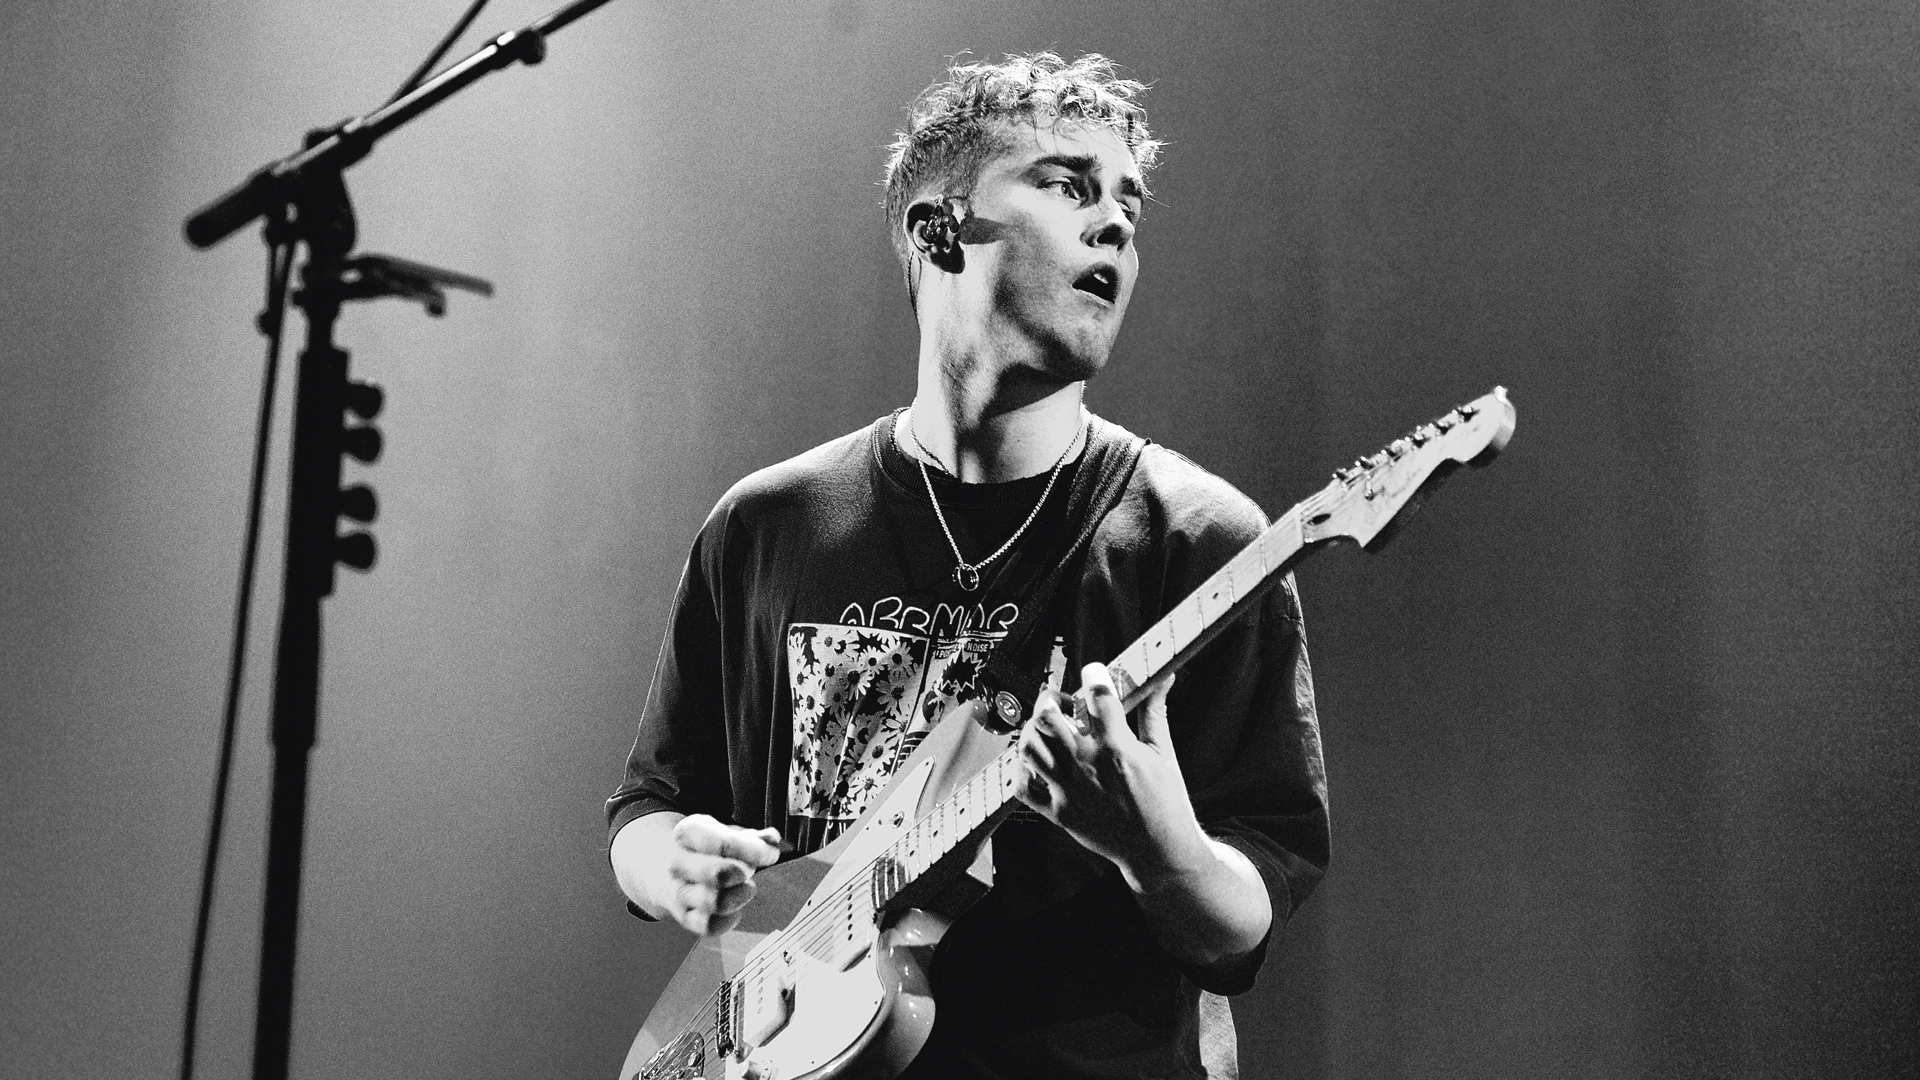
xmin=977 ymin=418 xmax=1147 ymax=732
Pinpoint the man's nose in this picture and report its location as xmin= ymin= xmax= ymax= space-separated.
xmin=1086 ymin=200 xmax=1135 ymax=250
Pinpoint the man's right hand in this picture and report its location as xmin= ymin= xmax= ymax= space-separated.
xmin=610 ymin=812 xmax=784 ymax=936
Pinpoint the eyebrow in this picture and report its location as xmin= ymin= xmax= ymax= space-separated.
xmin=1025 ymin=153 xmax=1146 ymax=201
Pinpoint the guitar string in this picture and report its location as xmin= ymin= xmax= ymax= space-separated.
xmin=655 ymin=508 xmax=1311 ymax=1064
xmin=652 ymin=733 xmax=1049 ymax=1071
xmin=669 ymin=754 xmax=1016 ymax=1059
xmin=688 ymin=728 xmax=1059 ymax=1064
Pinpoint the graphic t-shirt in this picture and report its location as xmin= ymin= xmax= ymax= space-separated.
xmin=608 ymin=411 xmax=1329 ymax=1079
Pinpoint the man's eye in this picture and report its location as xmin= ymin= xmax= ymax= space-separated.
xmin=1044 ymin=177 xmax=1081 ymax=199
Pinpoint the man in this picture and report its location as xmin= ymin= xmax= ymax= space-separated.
xmin=607 ymin=53 xmax=1328 ymax=1078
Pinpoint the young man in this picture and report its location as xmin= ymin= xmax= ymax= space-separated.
xmin=607 ymin=53 xmax=1328 ymax=1078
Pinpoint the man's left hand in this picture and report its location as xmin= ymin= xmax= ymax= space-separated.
xmin=1016 ymin=662 xmax=1211 ymax=892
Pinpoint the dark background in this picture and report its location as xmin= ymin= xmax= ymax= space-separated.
xmin=3 ymin=1 xmax=1915 ymax=1077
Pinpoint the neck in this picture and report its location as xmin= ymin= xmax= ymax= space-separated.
xmin=908 ymin=323 xmax=1085 ymax=483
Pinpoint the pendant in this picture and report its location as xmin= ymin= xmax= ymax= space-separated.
xmin=953 ymin=564 xmax=982 ymax=592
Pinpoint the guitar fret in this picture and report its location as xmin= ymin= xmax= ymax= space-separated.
xmin=1272 ymin=508 xmax=1303 ymax=565
xmin=1141 ymin=617 xmax=1172 ymax=675
xmin=1170 ymin=595 xmax=1201 ymax=655
xmin=1109 ymin=644 xmax=1144 ymax=698
xmin=1198 ymin=565 xmax=1233 ymax=623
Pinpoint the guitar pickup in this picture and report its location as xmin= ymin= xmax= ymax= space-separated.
xmin=736 ymin=964 xmax=795 ymax=1053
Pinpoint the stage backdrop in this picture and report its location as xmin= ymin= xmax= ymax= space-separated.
xmin=3 ymin=1 xmax=1914 ymax=1077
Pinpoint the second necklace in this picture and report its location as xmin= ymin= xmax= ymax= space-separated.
xmin=907 ymin=410 xmax=1084 ymax=593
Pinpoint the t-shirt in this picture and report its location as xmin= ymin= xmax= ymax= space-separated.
xmin=607 ymin=410 xmax=1329 ymax=1079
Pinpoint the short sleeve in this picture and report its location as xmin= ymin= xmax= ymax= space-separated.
xmin=604 ymin=526 xmax=735 ymax=848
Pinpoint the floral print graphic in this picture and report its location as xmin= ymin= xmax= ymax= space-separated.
xmin=785 ymin=596 xmax=1021 ymax=837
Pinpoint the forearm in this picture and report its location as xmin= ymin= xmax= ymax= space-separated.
xmin=1121 ymin=831 xmax=1273 ymax=967
xmin=609 ymin=810 xmax=685 ymax=919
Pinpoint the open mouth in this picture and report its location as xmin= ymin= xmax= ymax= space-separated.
xmin=1073 ymin=264 xmax=1120 ymax=304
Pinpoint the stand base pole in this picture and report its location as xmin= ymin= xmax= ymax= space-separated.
xmin=252 ymin=745 xmax=312 ymax=1080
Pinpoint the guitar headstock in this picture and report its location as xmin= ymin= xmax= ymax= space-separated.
xmin=1302 ymin=387 xmax=1516 ymax=550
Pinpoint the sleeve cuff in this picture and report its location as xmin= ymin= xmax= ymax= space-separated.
xmin=606 ymin=800 xmax=686 ymax=922
xmin=605 ymin=793 xmax=685 ymax=851
xmin=1176 ymin=830 xmax=1298 ymax=996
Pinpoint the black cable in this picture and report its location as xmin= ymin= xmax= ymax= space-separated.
xmin=179 ymin=14 xmax=495 ymax=1070
xmin=178 ymin=236 xmax=295 ymax=1080
xmin=389 ymin=0 xmax=494 ymax=104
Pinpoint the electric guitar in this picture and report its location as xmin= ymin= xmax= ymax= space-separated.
xmin=621 ymin=387 xmax=1517 ymax=1080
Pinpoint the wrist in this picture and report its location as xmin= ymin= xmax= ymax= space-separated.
xmin=610 ymin=812 xmax=682 ymax=917
xmin=1114 ymin=821 xmax=1215 ymax=896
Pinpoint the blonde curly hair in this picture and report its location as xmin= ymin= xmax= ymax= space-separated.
xmin=882 ymin=52 xmax=1161 ymax=271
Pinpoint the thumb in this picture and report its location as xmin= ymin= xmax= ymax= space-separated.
xmin=1136 ymin=673 xmax=1176 ymax=747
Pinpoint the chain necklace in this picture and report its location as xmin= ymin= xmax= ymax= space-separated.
xmin=904 ymin=408 xmax=1084 ymax=592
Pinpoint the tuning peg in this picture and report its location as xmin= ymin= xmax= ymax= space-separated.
xmin=344 ymin=380 xmax=384 ymax=420
xmin=1388 ymin=438 xmax=1413 ymax=458
xmin=336 ymin=531 xmax=376 ymax=571
xmin=342 ymin=425 xmax=382 ymax=463
xmin=1457 ymin=402 xmax=1479 ymax=418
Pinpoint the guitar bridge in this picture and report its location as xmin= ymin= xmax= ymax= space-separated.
xmin=715 ymin=978 xmax=734 ymax=1057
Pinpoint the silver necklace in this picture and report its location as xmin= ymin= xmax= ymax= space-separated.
xmin=904 ymin=409 xmax=1083 ymax=592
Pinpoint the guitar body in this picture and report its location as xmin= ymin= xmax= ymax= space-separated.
xmin=621 ymin=701 xmax=1014 ymax=1080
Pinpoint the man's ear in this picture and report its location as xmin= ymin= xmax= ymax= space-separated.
xmin=905 ymin=198 xmax=966 ymax=275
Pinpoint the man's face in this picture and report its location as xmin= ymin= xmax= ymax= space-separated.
xmin=952 ymin=120 xmax=1144 ymax=382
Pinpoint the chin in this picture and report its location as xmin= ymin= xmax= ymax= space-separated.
xmin=994 ymin=308 xmax=1120 ymax=383
xmin=1034 ymin=343 xmax=1111 ymax=384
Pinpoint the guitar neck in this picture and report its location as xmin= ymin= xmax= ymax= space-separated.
xmin=1106 ymin=501 xmax=1316 ymax=710
xmin=869 ymin=497 xmax=1325 ymax=907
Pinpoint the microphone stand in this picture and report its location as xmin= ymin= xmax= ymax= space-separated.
xmin=183 ymin=4 xmax=616 ymax=1079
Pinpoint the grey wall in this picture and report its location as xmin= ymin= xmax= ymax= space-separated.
xmin=3 ymin=1 xmax=1914 ymax=1078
